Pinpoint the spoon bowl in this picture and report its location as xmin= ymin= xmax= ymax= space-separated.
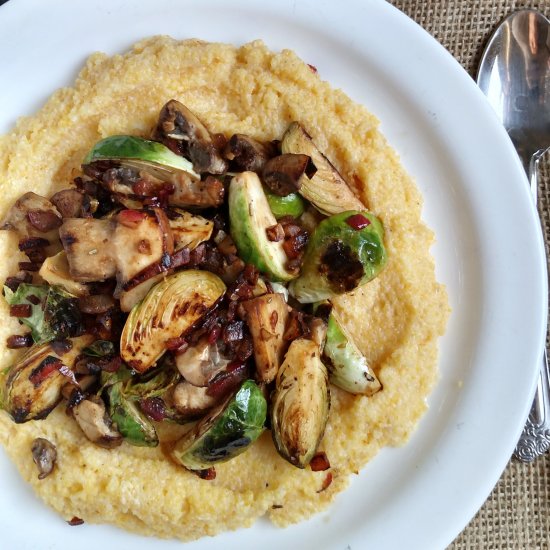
xmin=477 ymin=9 xmax=550 ymax=174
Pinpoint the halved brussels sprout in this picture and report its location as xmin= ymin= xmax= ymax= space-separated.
xmin=120 ymin=270 xmax=226 ymax=373
xmin=108 ymin=381 xmax=159 ymax=447
xmin=281 ymin=122 xmax=364 ymax=215
xmin=265 ymin=190 xmax=306 ymax=219
xmin=169 ymin=209 xmax=214 ymax=251
xmin=239 ymin=293 xmax=289 ymax=384
xmin=318 ymin=304 xmax=381 ymax=396
xmin=289 ymin=210 xmax=387 ymax=303
xmin=171 ymin=379 xmax=266 ymax=470
xmin=3 ymin=283 xmax=82 ymax=345
xmin=83 ymin=135 xmax=198 ymax=179
xmin=3 ymin=335 xmax=94 ymax=423
xmin=229 ymin=172 xmax=296 ymax=282
xmin=271 ymin=338 xmax=330 ymax=468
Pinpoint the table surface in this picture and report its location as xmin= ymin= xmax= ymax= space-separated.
xmin=387 ymin=1 xmax=550 ymax=548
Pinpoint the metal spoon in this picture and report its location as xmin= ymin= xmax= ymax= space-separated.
xmin=477 ymin=9 xmax=550 ymax=462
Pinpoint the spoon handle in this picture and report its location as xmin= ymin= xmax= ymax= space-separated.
xmin=514 ymin=154 xmax=550 ymax=462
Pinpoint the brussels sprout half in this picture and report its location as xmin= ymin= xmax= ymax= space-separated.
xmin=289 ymin=210 xmax=387 ymax=303
xmin=120 ymin=270 xmax=226 ymax=373
xmin=83 ymin=135 xmax=198 ymax=179
xmin=3 ymin=335 xmax=94 ymax=423
xmin=228 ymin=172 xmax=297 ymax=282
xmin=281 ymin=122 xmax=364 ymax=215
xmin=171 ymin=380 xmax=267 ymax=470
xmin=323 ymin=308 xmax=381 ymax=396
xmin=271 ymin=338 xmax=330 ymax=468
xmin=108 ymin=382 xmax=159 ymax=447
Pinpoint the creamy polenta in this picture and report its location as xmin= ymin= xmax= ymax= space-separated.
xmin=0 ymin=37 xmax=449 ymax=540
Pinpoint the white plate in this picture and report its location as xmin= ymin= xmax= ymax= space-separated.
xmin=0 ymin=0 xmax=546 ymax=548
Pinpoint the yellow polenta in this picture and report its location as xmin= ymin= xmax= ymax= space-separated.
xmin=0 ymin=37 xmax=449 ymax=541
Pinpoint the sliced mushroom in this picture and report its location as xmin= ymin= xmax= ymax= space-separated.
xmin=31 ymin=438 xmax=57 ymax=480
xmin=59 ymin=218 xmax=117 ymax=282
xmin=175 ymin=338 xmax=230 ymax=387
xmin=50 ymin=189 xmax=85 ymax=219
xmin=72 ymin=395 xmax=123 ymax=448
xmin=171 ymin=381 xmax=219 ymax=418
xmin=224 ymin=134 xmax=276 ymax=173
xmin=1 ymin=192 xmax=62 ymax=246
xmin=170 ymin=175 xmax=225 ymax=209
xmin=154 ymin=100 xmax=228 ymax=174
xmin=261 ymin=154 xmax=310 ymax=196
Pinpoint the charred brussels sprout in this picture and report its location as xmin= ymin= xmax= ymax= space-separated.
xmin=120 ymin=270 xmax=226 ymax=373
xmin=171 ymin=380 xmax=267 ymax=470
xmin=229 ymin=172 xmax=297 ymax=282
xmin=4 ymin=284 xmax=82 ymax=345
xmin=108 ymin=382 xmax=159 ymax=447
xmin=3 ymin=335 xmax=93 ymax=423
xmin=281 ymin=122 xmax=364 ymax=215
xmin=289 ymin=211 xmax=386 ymax=303
xmin=271 ymin=338 xmax=330 ymax=468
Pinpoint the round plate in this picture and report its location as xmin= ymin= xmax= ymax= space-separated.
xmin=0 ymin=1 xmax=546 ymax=548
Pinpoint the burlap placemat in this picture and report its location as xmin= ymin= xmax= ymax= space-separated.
xmin=388 ymin=1 xmax=550 ymax=548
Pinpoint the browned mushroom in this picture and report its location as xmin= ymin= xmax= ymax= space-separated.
xmin=175 ymin=338 xmax=230 ymax=387
xmin=171 ymin=381 xmax=219 ymax=418
xmin=31 ymin=438 xmax=57 ymax=480
xmin=50 ymin=189 xmax=85 ymax=219
xmin=72 ymin=395 xmax=122 ymax=448
xmin=154 ymin=100 xmax=228 ymax=174
xmin=59 ymin=218 xmax=117 ymax=282
xmin=224 ymin=134 xmax=276 ymax=172
xmin=1 ymin=192 xmax=62 ymax=247
xmin=261 ymin=153 xmax=309 ymax=196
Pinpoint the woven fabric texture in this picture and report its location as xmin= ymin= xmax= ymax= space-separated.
xmin=388 ymin=1 xmax=550 ymax=548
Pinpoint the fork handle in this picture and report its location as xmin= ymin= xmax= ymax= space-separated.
xmin=514 ymin=153 xmax=550 ymax=462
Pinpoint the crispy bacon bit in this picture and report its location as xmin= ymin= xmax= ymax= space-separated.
xmin=26 ymin=294 xmax=41 ymax=305
xmin=6 ymin=272 xmax=33 ymax=288
xmin=118 ymin=209 xmax=147 ymax=228
xmin=217 ymin=234 xmax=237 ymax=256
xmin=346 ymin=213 xmax=371 ymax=230
xmin=18 ymin=237 xmax=50 ymax=251
xmin=208 ymin=324 xmax=221 ymax=344
xmin=317 ymin=472 xmax=333 ymax=493
xmin=140 ymin=397 xmax=166 ymax=422
xmin=50 ymin=339 xmax=73 ymax=356
xmin=198 ymin=467 xmax=216 ymax=480
xmin=310 ymin=452 xmax=330 ymax=472
xmin=234 ymin=335 xmax=254 ymax=362
xmin=266 ymin=223 xmax=284 ymax=242
xmin=9 ymin=304 xmax=31 ymax=318
xmin=27 ymin=210 xmax=62 ymax=232
xmin=206 ymin=361 xmax=248 ymax=399
xmin=25 ymin=248 xmax=47 ymax=264
xmin=242 ymin=264 xmax=259 ymax=285
xmin=307 ymin=63 xmax=318 ymax=73
xmin=29 ymin=357 xmax=62 ymax=387
xmin=6 ymin=334 xmax=33 ymax=349
xmin=68 ymin=517 xmax=85 ymax=526
xmin=18 ymin=261 xmax=40 ymax=272
xmin=282 ymin=230 xmax=308 ymax=260
xmin=171 ymin=247 xmax=191 ymax=268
